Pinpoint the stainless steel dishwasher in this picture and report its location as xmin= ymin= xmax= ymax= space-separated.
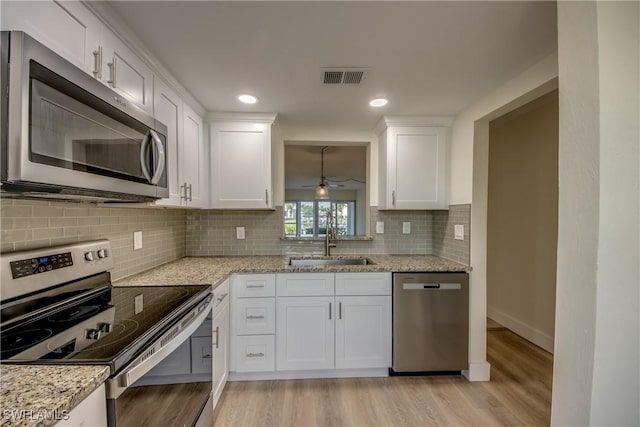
xmin=392 ymin=272 xmax=469 ymax=373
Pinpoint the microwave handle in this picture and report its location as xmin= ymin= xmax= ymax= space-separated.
xmin=140 ymin=130 xmax=153 ymax=183
xmin=149 ymin=129 xmax=166 ymax=185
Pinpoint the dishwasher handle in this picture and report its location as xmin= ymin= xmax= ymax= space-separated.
xmin=402 ymin=283 xmax=462 ymax=290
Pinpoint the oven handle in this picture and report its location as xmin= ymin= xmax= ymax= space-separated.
xmin=113 ymin=294 xmax=213 ymax=391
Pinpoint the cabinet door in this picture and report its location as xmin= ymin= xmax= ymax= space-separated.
xmin=276 ymin=297 xmax=334 ymax=371
xmin=154 ymin=78 xmax=184 ymax=206
xmin=276 ymin=273 xmax=334 ymax=297
xmin=183 ymin=104 xmax=206 ymax=207
xmin=235 ymin=297 xmax=275 ymax=335
xmin=335 ymin=296 xmax=392 ymax=369
xmin=234 ymin=274 xmax=276 ymax=298
xmin=212 ymin=301 xmax=229 ymax=406
xmin=56 ymin=383 xmax=107 ymax=427
xmin=210 ymin=121 xmax=272 ymax=209
xmin=335 ymin=272 xmax=392 ymax=296
xmin=386 ymin=126 xmax=447 ymax=209
xmin=101 ymin=30 xmax=154 ymax=115
xmin=235 ymin=335 xmax=275 ymax=373
xmin=1 ymin=0 xmax=102 ymax=76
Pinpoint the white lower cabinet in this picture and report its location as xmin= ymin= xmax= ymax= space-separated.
xmin=335 ymin=296 xmax=392 ymax=369
xmin=212 ymin=293 xmax=229 ymax=407
xmin=230 ymin=272 xmax=392 ymax=379
xmin=276 ymin=296 xmax=335 ymax=371
xmin=56 ymin=383 xmax=107 ymax=427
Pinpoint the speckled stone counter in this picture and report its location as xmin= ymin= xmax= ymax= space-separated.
xmin=114 ymin=255 xmax=470 ymax=287
xmin=0 ymin=365 xmax=110 ymax=427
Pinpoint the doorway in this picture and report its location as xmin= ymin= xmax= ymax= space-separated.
xmin=486 ymin=90 xmax=559 ymax=353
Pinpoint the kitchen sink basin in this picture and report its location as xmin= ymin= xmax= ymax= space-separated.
xmin=289 ymin=257 xmax=373 ymax=267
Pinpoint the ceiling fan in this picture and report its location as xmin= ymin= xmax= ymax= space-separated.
xmin=302 ymin=146 xmax=344 ymax=199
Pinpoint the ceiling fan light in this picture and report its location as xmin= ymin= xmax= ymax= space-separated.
xmin=315 ymin=184 xmax=330 ymax=200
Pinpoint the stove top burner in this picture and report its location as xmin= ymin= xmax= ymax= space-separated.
xmin=0 ymin=328 xmax=53 ymax=354
xmin=48 ymin=305 xmax=102 ymax=323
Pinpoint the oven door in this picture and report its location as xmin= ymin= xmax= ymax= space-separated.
xmin=106 ymin=296 xmax=214 ymax=427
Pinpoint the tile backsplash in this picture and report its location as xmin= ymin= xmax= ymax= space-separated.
xmin=186 ymin=205 xmax=471 ymax=264
xmin=1 ymin=199 xmax=471 ymax=277
xmin=0 ymin=199 xmax=186 ymax=281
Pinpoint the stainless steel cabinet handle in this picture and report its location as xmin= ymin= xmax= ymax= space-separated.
xmin=203 ymin=354 xmax=212 ymax=359
xmin=339 ymin=302 xmax=342 ymax=320
xmin=216 ymin=293 xmax=228 ymax=302
xmin=180 ymin=182 xmax=187 ymax=200
xmin=329 ymin=302 xmax=332 ymax=320
xmin=246 ymin=315 xmax=265 ymax=320
xmin=213 ymin=326 xmax=220 ymax=349
xmin=392 ymin=190 xmax=396 ymax=206
xmin=246 ymin=284 xmax=265 ymax=289
xmin=265 ymin=189 xmax=269 ymax=205
xmin=188 ymin=183 xmax=193 ymax=202
xmin=92 ymin=46 xmax=102 ymax=79
xmin=107 ymin=58 xmax=116 ymax=87
xmin=246 ymin=352 xmax=264 ymax=358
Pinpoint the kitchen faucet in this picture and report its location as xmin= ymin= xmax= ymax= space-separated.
xmin=325 ymin=211 xmax=337 ymax=256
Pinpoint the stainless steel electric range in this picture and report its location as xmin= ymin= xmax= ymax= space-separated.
xmin=0 ymin=240 xmax=214 ymax=427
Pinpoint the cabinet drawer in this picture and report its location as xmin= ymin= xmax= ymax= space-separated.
xmin=235 ymin=335 xmax=275 ymax=372
xmin=276 ymin=273 xmax=334 ymax=296
xmin=191 ymin=336 xmax=213 ymax=374
xmin=234 ymin=274 xmax=276 ymax=298
xmin=335 ymin=273 xmax=392 ymax=296
xmin=213 ymin=280 xmax=230 ymax=308
xmin=235 ymin=298 xmax=275 ymax=335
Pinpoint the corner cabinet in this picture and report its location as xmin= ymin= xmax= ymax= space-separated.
xmin=209 ymin=114 xmax=277 ymax=209
xmin=376 ymin=117 xmax=450 ymax=210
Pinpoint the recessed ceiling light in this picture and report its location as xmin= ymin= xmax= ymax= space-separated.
xmin=369 ymin=98 xmax=388 ymax=107
xmin=238 ymin=94 xmax=258 ymax=104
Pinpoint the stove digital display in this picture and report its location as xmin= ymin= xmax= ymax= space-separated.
xmin=10 ymin=252 xmax=73 ymax=279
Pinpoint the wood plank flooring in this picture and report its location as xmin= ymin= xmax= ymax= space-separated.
xmin=213 ymin=327 xmax=553 ymax=426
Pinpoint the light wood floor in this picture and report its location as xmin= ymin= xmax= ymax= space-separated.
xmin=213 ymin=327 xmax=553 ymax=426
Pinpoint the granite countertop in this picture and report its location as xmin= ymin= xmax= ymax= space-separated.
xmin=114 ymin=254 xmax=470 ymax=287
xmin=0 ymin=365 xmax=110 ymax=427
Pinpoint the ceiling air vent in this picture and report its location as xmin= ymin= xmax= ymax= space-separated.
xmin=321 ymin=68 xmax=369 ymax=85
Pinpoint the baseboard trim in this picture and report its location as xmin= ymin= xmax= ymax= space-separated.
xmin=487 ymin=306 xmax=554 ymax=353
xmin=229 ymin=368 xmax=388 ymax=382
xmin=462 ymin=362 xmax=491 ymax=381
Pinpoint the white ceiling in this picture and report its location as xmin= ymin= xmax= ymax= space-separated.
xmin=107 ymin=1 xmax=557 ymax=134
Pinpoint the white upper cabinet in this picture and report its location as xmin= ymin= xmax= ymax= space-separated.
xmin=1 ymin=0 xmax=153 ymax=114
xmin=1 ymin=0 xmax=103 ymax=75
xmin=209 ymin=114 xmax=277 ymax=209
xmin=376 ymin=117 xmax=450 ymax=210
xmin=182 ymin=104 xmax=206 ymax=207
xmin=100 ymin=30 xmax=154 ymax=115
xmin=153 ymin=78 xmax=184 ymax=206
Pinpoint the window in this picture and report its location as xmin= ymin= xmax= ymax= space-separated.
xmin=284 ymin=200 xmax=356 ymax=237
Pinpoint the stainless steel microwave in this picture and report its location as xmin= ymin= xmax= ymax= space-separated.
xmin=1 ymin=31 xmax=168 ymax=202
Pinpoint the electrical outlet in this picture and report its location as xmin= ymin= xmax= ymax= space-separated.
xmin=454 ymin=224 xmax=465 ymax=240
xmin=236 ymin=226 xmax=246 ymax=240
xmin=133 ymin=231 xmax=143 ymax=250
xmin=134 ymin=294 xmax=144 ymax=314
xmin=402 ymin=222 xmax=411 ymax=234
xmin=376 ymin=221 xmax=385 ymax=234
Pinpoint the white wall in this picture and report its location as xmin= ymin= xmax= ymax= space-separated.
xmin=552 ymin=2 xmax=640 ymax=425
xmin=451 ymin=52 xmax=559 ymax=381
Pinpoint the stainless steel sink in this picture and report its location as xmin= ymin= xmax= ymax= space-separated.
xmin=289 ymin=257 xmax=372 ymax=267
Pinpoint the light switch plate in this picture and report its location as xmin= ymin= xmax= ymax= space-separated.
xmin=376 ymin=221 xmax=385 ymax=234
xmin=133 ymin=231 xmax=143 ymax=250
xmin=236 ymin=226 xmax=246 ymax=240
xmin=454 ymin=224 xmax=464 ymax=240
xmin=402 ymin=222 xmax=411 ymax=234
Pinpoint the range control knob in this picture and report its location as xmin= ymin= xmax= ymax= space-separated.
xmin=97 ymin=249 xmax=108 ymax=259
xmin=86 ymin=329 xmax=101 ymax=340
xmin=84 ymin=252 xmax=94 ymax=262
xmin=97 ymin=322 xmax=112 ymax=333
